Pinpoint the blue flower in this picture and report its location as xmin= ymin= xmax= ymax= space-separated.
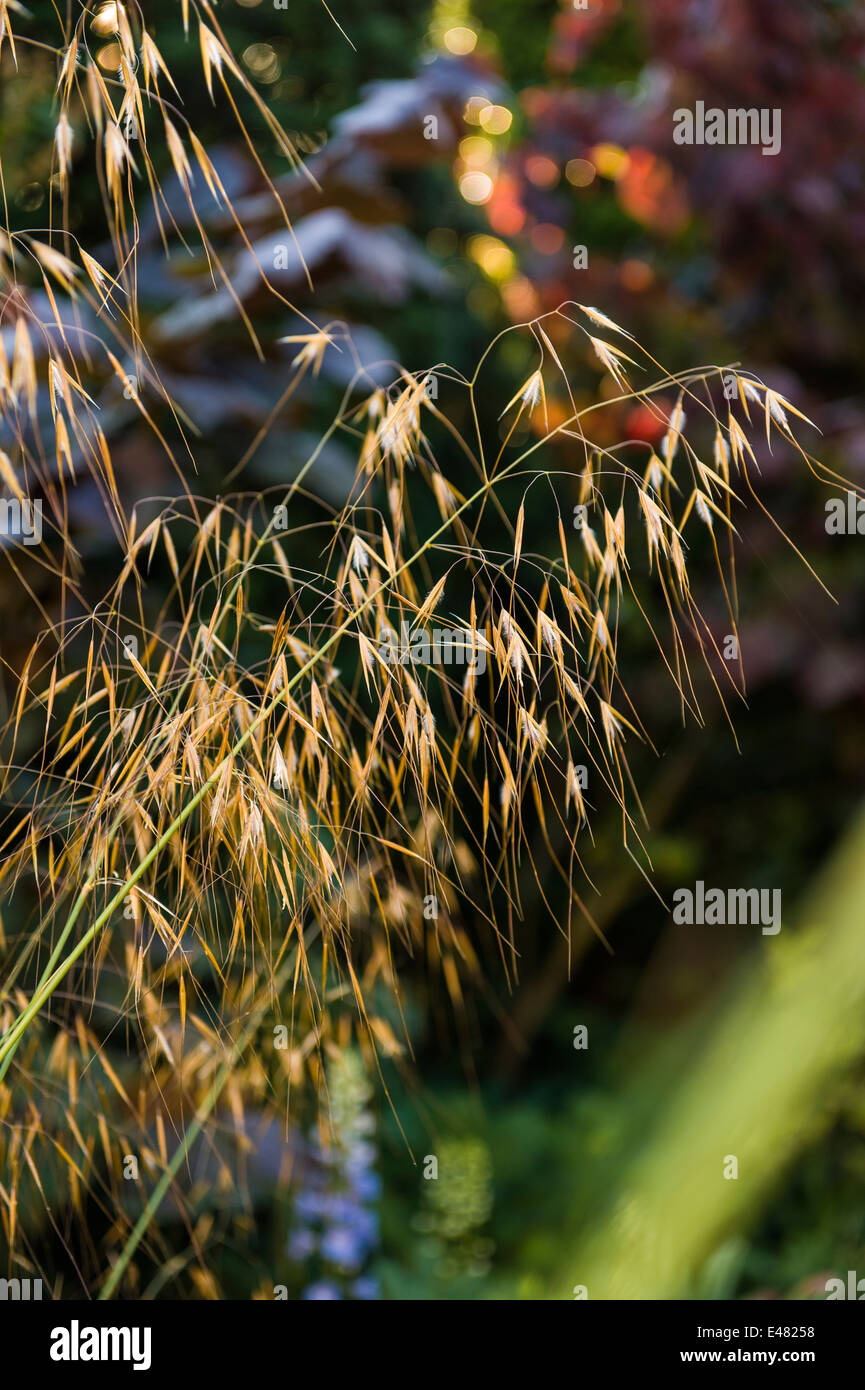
xmin=320 ymin=1224 xmax=366 ymax=1270
xmin=295 ymin=1189 xmax=330 ymax=1221
xmin=287 ymin=1227 xmax=317 ymax=1260
xmin=302 ymin=1280 xmax=343 ymax=1301
xmin=287 ymin=1050 xmax=380 ymax=1296
xmin=346 ymin=1167 xmax=381 ymax=1203
xmin=351 ymin=1276 xmax=380 ymax=1301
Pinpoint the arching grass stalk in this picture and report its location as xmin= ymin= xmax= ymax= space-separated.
xmin=0 ymin=338 xmax=831 ymax=1080
xmin=0 ymin=385 xmax=604 ymax=1077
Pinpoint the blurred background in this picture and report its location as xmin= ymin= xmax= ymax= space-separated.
xmin=3 ymin=0 xmax=865 ymax=1300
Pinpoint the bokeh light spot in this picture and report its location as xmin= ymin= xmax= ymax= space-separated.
xmin=97 ymin=42 xmax=122 ymax=70
xmin=620 ymin=258 xmax=654 ymax=292
xmin=91 ymin=3 xmax=120 ymax=36
xmin=445 ymin=27 xmax=478 ymax=55
xmin=530 ymin=223 xmax=565 ymax=255
xmin=467 ymin=234 xmax=516 ymax=281
xmin=459 ymin=171 xmax=494 ymax=204
xmin=565 ymin=158 xmax=596 ymax=187
xmin=525 ymin=155 xmax=560 ymax=189
xmin=479 ymin=105 xmax=513 ymax=135
xmin=459 ymin=136 xmax=494 ymax=168
xmin=242 ymin=43 xmax=281 ymax=83
xmin=590 ymin=142 xmax=630 ymax=180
